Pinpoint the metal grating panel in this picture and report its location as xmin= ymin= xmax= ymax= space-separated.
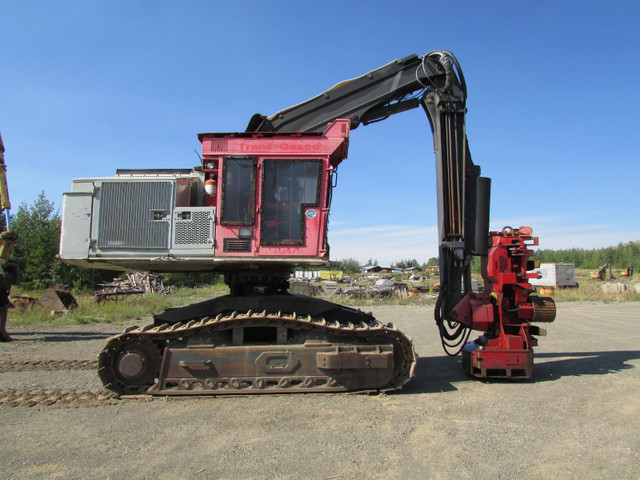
xmin=98 ymin=181 xmax=172 ymax=249
xmin=210 ymin=138 xmax=229 ymax=152
xmin=173 ymin=207 xmax=215 ymax=249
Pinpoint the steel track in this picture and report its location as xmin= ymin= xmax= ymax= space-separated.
xmin=99 ymin=310 xmax=417 ymax=396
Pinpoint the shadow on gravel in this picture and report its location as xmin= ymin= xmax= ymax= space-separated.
xmin=531 ymin=350 xmax=640 ymax=381
xmin=399 ymin=350 xmax=640 ymax=393
xmin=7 ymin=331 xmax=113 ymax=342
xmin=399 ymin=356 xmax=467 ymax=394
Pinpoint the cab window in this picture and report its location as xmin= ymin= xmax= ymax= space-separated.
xmin=260 ymin=159 xmax=321 ymax=245
xmin=221 ymin=156 xmax=256 ymax=225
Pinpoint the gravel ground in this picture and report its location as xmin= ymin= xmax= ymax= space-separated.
xmin=0 ymin=302 xmax=639 ymax=480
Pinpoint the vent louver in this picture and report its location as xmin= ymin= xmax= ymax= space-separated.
xmin=223 ymin=238 xmax=251 ymax=252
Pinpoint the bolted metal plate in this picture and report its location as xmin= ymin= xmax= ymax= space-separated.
xmin=153 ymin=343 xmax=396 ymax=395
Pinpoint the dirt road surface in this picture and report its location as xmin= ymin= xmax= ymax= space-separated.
xmin=1 ymin=302 xmax=639 ymax=479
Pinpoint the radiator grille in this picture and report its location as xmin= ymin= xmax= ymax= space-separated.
xmin=173 ymin=208 xmax=214 ymax=248
xmin=223 ymin=238 xmax=251 ymax=252
xmin=98 ymin=181 xmax=172 ymax=249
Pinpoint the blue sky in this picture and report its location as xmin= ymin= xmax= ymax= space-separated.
xmin=2 ymin=1 xmax=639 ymax=264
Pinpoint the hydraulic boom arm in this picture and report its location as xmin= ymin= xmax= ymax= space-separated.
xmin=247 ymin=51 xmax=491 ymax=348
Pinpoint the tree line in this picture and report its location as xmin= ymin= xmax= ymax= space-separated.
xmin=532 ymin=243 xmax=639 ymax=270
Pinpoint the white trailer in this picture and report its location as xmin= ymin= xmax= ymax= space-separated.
xmin=529 ymin=263 xmax=578 ymax=288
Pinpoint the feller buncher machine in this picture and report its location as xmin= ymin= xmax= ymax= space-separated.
xmin=60 ymin=51 xmax=556 ymax=395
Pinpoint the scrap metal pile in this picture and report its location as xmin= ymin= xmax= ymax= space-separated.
xmin=331 ymin=280 xmax=409 ymax=299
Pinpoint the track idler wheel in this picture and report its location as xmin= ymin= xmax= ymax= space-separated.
xmin=100 ymin=339 xmax=161 ymax=395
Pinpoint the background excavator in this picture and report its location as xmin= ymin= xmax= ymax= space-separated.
xmin=60 ymin=51 xmax=555 ymax=395
xmin=590 ymin=263 xmax=614 ymax=280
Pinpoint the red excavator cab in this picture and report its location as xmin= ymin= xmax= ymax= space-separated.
xmin=198 ymin=119 xmax=349 ymax=266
